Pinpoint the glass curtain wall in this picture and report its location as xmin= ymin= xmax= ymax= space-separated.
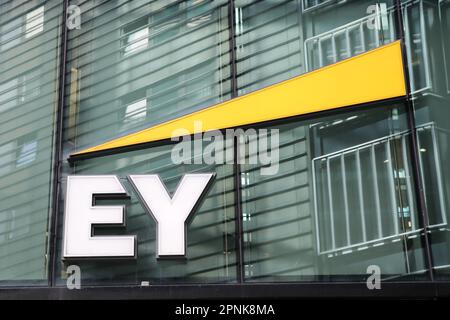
xmin=235 ymin=0 xmax=428 ymax=281
xmin=57 ymin=0 xmax=234 ymax=285
xmin=0 ymin=0 xmax=62 ymax=283
xmin=401 ymin=0 xmax=450 ymax=278
xmin=240 ymin=104 xmax=427 ymax=281
xmin=1 ymin=0 xmax=447 ymax=286
xmin=63 ymin=0 xmax=231 ymax=152
xmin=56 ymin=0 xmax=434 ymax=285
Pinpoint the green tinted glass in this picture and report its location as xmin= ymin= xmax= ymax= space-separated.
xmin=0 ymin=0 xmax=62 ymax=282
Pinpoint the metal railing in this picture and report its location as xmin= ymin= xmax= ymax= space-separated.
xmin=304 ymin=0 xmax=434 ymax=95
xmin=312 ymin=123 xmax=447 ymax=256
xmin=416 ymin=123 xmax=448 ymax=229
xmin=304 ymin=6 xmax=395 ymax=72
xmin=302 ymin=0 xmax=338 ymax=13
xmin=402 ymin=0 xmax=434 ymax=94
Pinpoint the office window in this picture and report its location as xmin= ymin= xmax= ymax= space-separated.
xmin=21 ymin=69 xmax=41 ymax=101
xmin=121 ymin=98 xmax=148 ymax=132
xmin=0 ymin=17 xmax=22 ymax=51
xmin=150 ymin=3 xmax=183 ymax=45
xmin=235 ymin=0 xmax=396 ymax=95
xmin=16 ymin=134 xmax=38 ymax=168
xmin=118 ymin=88 xmax=148 ymax=132
xmin=59 ymin=0 xmax=232 ymax=285
xmin=0 ymin=5 xmax=44 ymax=52
xmin=0 ymin=0 xmax=62 ymax=282
xmin=66 ymin=0 xmax=230 ymax=152
xmin=25 ymin=6 xmax=44 ymax=39
xmin=122 ymin=18 xmax=149 ymax=56
xmin=0 ymin=208 xmax=31 ymax=243
xmin=0 ymin=68 xmax=41 ymax=114
xmin=241 ymin=104 xmax=427 ymax=281
xmin=0 ymin=78 xmax=19 ymax=113
xmin=0 ymin=142 xmax=15 ymax=177
xmin=8 ymin=208 xmax=31 ymax=240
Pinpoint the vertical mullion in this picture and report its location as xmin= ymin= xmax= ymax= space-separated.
xmin=228 ymin=0 xmax=245 ymax=284
xmin=48 ymin=0 xmax=69 ymax=287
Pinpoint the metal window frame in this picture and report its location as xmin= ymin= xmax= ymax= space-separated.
xmin=394 ymin=0 xmax=435 ymax=281
xmin=438 ymin=0 xmax=450 ymax=95
xmin=402 ymin=0 xmax=434 ymax=95
xmin=312 ymin=123 xmax=445 ymax=257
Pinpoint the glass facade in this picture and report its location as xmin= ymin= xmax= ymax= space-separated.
xmin=0 ymin=0 xmax=62 ymax=283
xmin=241 ymin=104 xmax=426 ymax=281
xmin=404 ymin=0 xmax=450 ymax=279
xmin=1 ymin=0 xmax=450 ymax=296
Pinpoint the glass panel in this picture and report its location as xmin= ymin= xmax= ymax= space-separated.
xmin=25 ymin=6 xmax=44 ymax=39
xmin=58 ymin=0 xmax=234 ymax=285
xmin=235 ymin=0 xmax=396 ymax=95
xmin=64 ymin=0 xmax=230 ymax=152
xmin=404 ymin=0 xmax=450 ymax=278
xmin=0 ymin=0 xmax=62 ymax=283
xmin=3 ymin=0 xmax=450 ymax=291
xmin=57 ymin=143 xmax=236 ymax=285
xmin=241 ymin=104 xmax=427 ymax=281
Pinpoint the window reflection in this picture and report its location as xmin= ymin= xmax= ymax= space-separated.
xmin=16 ymin=134 xmax=38 ymax=168
xmin=122 ymin=18 xmax=149 ymax=57
xmin=0 ymin=5 xmax=44 ymax=52
xmin=25 ymin=6 xmax=44 ymax=39
xmin=121 ymin=98 xmax=148 ymax=131
xmin=241 ymin=104 xmax=427 ymax=281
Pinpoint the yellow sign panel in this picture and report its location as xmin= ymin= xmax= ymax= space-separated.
xmin=71 ymin=41 xmax=406 ymax=160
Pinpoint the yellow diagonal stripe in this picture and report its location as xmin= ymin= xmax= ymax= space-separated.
xmin=71 ymin=41 xmax=406 ymax=158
